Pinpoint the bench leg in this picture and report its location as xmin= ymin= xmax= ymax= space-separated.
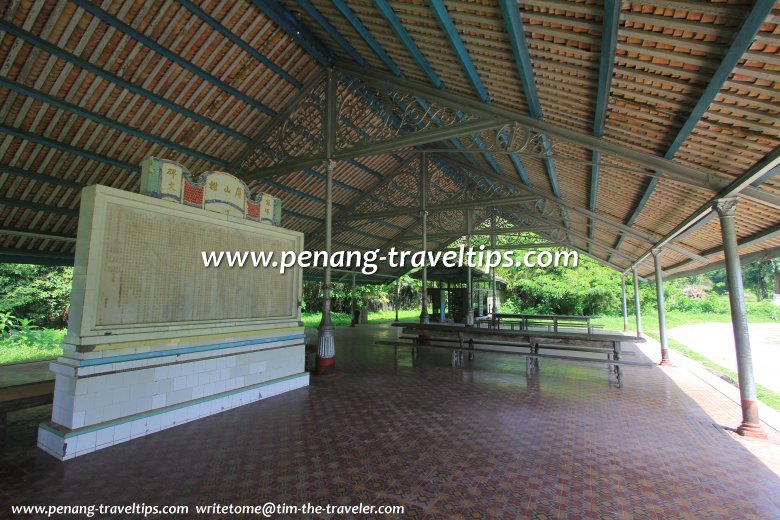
xmin=452 ymin=350 xmax=463 ymax=367
xmin=468 ymin=338 xmax=475 ymax=361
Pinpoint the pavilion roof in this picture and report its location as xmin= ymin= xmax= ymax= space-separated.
xmin=0 ymin=1 xmax=778 ymax=281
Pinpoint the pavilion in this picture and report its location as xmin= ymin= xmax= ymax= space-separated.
xmin=1 ymin=0 xmax=779 ymax=516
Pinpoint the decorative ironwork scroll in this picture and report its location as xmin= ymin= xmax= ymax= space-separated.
xmin=335 ymin=73 xmax=478 ymax=152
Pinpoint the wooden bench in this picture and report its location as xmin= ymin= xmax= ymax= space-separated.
xmin=490 ymin=313 xmax=599 ymax=334
xmin=0 ymin=380 xmax=54 ymax=441
xmin=398 ymin=334 xmax=635 ymax=357
xmin=390 ymin=322 xmax=650 ymax=387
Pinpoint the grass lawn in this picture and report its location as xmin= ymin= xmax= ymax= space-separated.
xmin=0 ymin=329 xmax=66 ymax=364
xmin=593 ymin=310 xmax=780 ymax=412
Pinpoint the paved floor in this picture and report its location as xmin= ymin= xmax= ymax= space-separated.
xmin=668 ymin=323 xmax=780 ymax=393
xmin=1 ymin=324 xmax=779 ymax=518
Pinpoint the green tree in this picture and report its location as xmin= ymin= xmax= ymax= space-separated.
xmin=0 ymin=264 xmax=73 ymax=328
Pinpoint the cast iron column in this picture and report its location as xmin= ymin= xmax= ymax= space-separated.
xmin=316 ymin=159 xmax=336 ymax=375
xmin=632 ymin=267 xmax=642 ymax=337
xmin=439 ymin=285 xmax=446 ymax=322
xmin=350 ymin=273 xmax=356 ymax=327
xmin=653 ymin=249 xmax=671 ymax=365
xmin=715 ymin=198 xmax=766 ymax=438
xmin=316 ymin=68 xmax=337 ymax=376
xmin=621 ymin=274 xmax=629 ymax=333
xmin=465 ymin=209 xmax=474 ymax=326
xmin=420 ymin=153 xmax=429 ymax=324
xmin=490 ymin=213 xmax=498 ymax=317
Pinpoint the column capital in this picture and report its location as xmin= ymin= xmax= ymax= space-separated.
xmin=713 ymin=197 xmax=739 ymax=217
xmin=651 ymin=248 xmax=663 ymax=258
xmin=323 ymin=159 xmax=336 ymax=171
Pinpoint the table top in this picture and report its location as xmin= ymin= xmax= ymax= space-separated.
xmin=392 ymin=322 xmax=645 ymax=343
xmin=492 ymin=313 xmax=592 ymax=320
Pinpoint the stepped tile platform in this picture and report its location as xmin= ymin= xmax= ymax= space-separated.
xmin=2 ymin=324 xmax=779 ymax=518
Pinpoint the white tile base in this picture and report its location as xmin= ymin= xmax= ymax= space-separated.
xmin=37 ymin=372 xmax=309 ymax=461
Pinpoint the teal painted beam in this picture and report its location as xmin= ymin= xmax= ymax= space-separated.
xmin=332 ymin=0 xmax=402 ymax=76
xmin=297 ymin=0 xmax=367 ymax=66
xmin=373 ymin=0 xmax=442 ymax=88
xmin=0 ymin=20 xmax=251 ymax=143
xmin=429 ymin=0 xmax=489 ymax=102
xmin=251 ymin=0 xmax=331 ymax=66
xmin=610 ymin=1 xmax=774 ymax=260
xmin=73 ymin=0 xmax=276 ymax=116
xmin=0 ymin=77 xmax=228 ymax=167
xmin=179 ymin=0 xmax=302 ymax=88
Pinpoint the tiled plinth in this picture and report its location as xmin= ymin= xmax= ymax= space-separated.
xmin=37 ymin=372 xmax=308 ymax=460
xmin=37 ymin=330 xmax=306 ymax=460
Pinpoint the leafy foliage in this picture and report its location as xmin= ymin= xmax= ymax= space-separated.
xmin=0 ymin=264 xmax=73 ymax=328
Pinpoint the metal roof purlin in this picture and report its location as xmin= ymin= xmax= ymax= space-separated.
xmin=373 ymin=0 xmax=442 ymax=88
xmin=72 ymin=0 xmax=276 ymax=116
xmin=251 ymin=0 xmax=331 ymax=66
xmin=427 ymin=0 xmax=532 ymax=188
xmin=312 ymin=1 xmax=491 ymax=190
xmin=627 ymin=147 xmax=780 ymax=277
xmin=610 ymin=0 xmax=776 ymax=262
xmin=0 ymin=20 xmax=251 ymax=143
xmin=331 ymin=0 xmax=401 ymax=76
xmin=297 ymin=0 xmax=366 ymax=66
xmin=436 ymin=153 xmax=707 ymax=265
xmin=498 ymin=0 xmax=565 ymax=215
xmin=178 ymin=0 xmax=302 ymax=88
xmin=0 ymin=124 xmax=137 ymax=173
xmin=333 ymin=64 xmax=780 ymax=209
xmin=589 ymin=0 xmax=620 ymax=249
xmin=429 ymin=0 xmax=489 ymax=102
xmin=0 ymin=78 xmax=228 ymax=167
xmin=0 ymin=197 xmax=79 ymax=217
xmin=0 ymin=164 xmax=85 ymax=190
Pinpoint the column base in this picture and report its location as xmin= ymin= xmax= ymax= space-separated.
xmin=737 ymin=421 xmax=768 ymax=439
xmin=315 ymin=356 xmax=336 ymax=376
xmin=659 ymin=350 xmax=673 ymax=366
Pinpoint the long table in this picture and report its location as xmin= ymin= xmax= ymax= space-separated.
xmin=390 ymin=322 xmax=649 ymax=386
xmin=489 ymin=313 xmax=595 ymax=333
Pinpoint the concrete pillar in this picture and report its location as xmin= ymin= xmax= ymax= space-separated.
xmin=621 ymin=274 xmax=629 ymax=333
xmin=439 ymin=287 xmax=446 ymax=322
xmin=420 ymin=153 xmax=429 ymax=325
xmin=653 ymin=249 xmax=671 ymax=365
xmin=715 ymin=198 xmax=766 ymax=438
xmin=632 ymin=267 xmax=642 ymax=337
xmin=316 ymin=159 xmax=336 ymax=375
xmin=350 ymin=273 xmax=356 ymax=327
xmin=465 ymin=209 xmax=474 ymax=326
